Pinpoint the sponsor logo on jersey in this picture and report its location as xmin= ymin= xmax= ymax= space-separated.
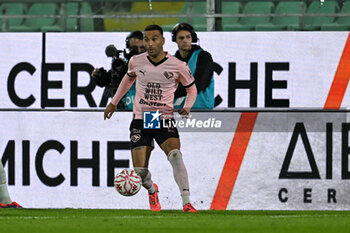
xmin=139 ymin=69 xmax=146 ymax=75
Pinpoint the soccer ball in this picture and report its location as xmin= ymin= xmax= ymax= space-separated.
xmin=114 ymin=169 xmax=142 ymax=196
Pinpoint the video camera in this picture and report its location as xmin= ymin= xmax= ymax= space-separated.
xmin=93 ymin=44 xmax=141 ymax=88
xmin=92 ymin=44 xmax=126 ymax=88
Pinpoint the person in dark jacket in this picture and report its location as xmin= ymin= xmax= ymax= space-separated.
xmin=171 ymin=22 xmax=214 ymax=109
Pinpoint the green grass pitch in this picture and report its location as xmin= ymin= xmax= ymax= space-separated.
xmin=1 ymin=209 xmax=350 ymax=233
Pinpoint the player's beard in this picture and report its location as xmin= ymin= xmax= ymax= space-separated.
xmin=147 ymin=47 xmax=158 ymax=58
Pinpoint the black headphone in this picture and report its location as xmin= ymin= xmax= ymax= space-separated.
xmin=125 ymin=30 xmax=143 ymax=48
xmin=171 ymin=23 xmax=198 ymax=43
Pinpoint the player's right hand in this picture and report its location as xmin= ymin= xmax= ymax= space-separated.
xmin=104 ymin=103 xmax=116 ymax=120
xmin=177 ymin=108 xmax=189 ymax=118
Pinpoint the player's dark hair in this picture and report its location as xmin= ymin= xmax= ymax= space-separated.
xmin=144 ymin=24 xmax=163 ymax=36
xmin=125 ymin=30 xmax=143 ymax=48
xmin=171 ymin=22 xmax=198 ymax=43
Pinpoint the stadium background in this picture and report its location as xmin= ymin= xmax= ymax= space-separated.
xmin=1 ymin=0 xmax=350 ymax=211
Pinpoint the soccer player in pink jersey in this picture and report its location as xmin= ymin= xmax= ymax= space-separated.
xmin=104 ymin=25 xmax=198 ymax=212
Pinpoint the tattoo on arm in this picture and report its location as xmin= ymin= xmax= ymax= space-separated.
xmin=132 ymin=146 xmax=146 ymax=151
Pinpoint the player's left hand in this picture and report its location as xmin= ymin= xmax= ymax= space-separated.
xmin=177 ymin=108 xmax=189 ymax=118
xmin=104 ymin=103 xmax=117 ymax=120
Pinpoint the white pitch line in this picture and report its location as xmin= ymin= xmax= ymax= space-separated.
xmin=1 ymin=214 xmax=347 ymax=220
xmin=0 ymin=215 xmax=167 ymax=220
xmin=268 ymin=214 xmax=347 ymax=218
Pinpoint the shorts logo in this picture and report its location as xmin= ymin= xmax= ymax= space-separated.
xmin=143 ymin=110 xmax=161 ymax=129
xmin=131 ymin=134 xmax=141 ymax=143
xmin=131 ymin=128 xmax=141 ymax=134
xmin=167 ymin=128 xmax=175 ymax=133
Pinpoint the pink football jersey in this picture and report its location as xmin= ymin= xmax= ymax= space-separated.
xmin=127 ymin=52 xmax=195 ymax=119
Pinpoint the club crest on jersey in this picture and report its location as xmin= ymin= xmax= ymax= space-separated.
xmin=163 ymin=71 xmax=174 ymax=79
xmin=188 ymin=69 xmax=193 ymax=77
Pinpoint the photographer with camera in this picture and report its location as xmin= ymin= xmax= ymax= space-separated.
xmin=91 ymin=31 xmax=145 ymax=109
